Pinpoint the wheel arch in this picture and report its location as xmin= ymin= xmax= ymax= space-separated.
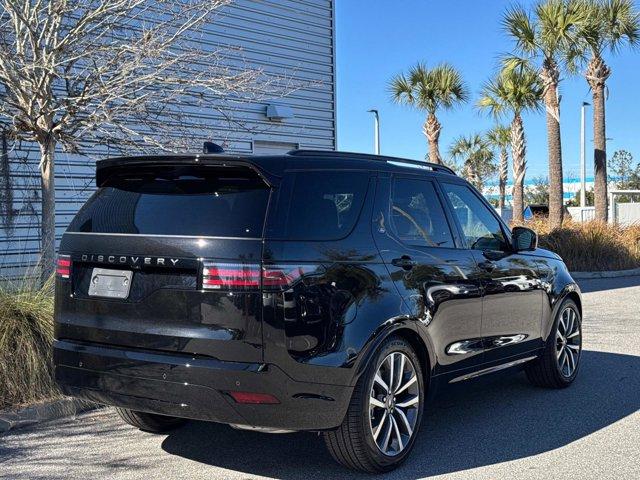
xmin=565 ymin=290 xmax=582 ymax=317
xmin=395 ymin=328 xmax=432 ymax=395
xmin=543 ymin=283 xmax=583 ymax=341
xmin=352 ymin=321 xmax=434 ymax=395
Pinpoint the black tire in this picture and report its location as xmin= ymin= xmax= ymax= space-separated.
xmin=323 ymin=336 xmax=425 ymax=473
xmin=526 ymin=298 xmax=582 ymax=388
xmin=115 ymin=407 xmax=187 ymax=433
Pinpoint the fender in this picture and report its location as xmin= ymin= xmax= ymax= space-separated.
xmin=350 ymin=315 xmax=436 ymax=389
xmin=535 ymin=254 xmax=583 ymax=343
xmin=542 ymin=281 xmax=582 ymax=341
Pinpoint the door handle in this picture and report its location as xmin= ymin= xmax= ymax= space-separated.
xmin=392 ymin=256 xmax=417 ymax=270
xmin=478 ymin=260 xmax=496 ymax=272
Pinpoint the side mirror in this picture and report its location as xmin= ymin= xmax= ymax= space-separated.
xmin=511 ymin=226 xmax=538 ymax=251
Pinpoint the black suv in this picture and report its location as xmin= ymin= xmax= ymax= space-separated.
xmin=54 ymin=150 xmax=582 ymax=473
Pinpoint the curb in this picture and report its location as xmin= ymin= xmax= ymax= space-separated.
xmin=571 ymin=267 xmax=640 ymax=279
xmin=0 ymin=398 xmax=99 ymax=433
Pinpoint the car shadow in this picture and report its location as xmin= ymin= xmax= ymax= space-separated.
xmin=577 ymin=275 xmax=640 ymax=293
xmin=161 ymin=350 xmax=640 ymax=479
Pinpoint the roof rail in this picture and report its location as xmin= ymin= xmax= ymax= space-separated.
xmin=287 ymin=149 xmax=456 ymax=175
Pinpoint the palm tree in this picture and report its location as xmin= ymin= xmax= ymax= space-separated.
xmin=502 ymin=0 xmax=586 ymax=229
xmin=486 ymin=125 xmax=512 ymax=209
xmin=449 ymin=134 xmax=497 ymax=193
xmin=577 ymin=0 xmax=639 ymax=221
xmin=478 ymin=64 xmax=543 ymax=223
xmin=390 ymin=63 xmax=468 ymax=164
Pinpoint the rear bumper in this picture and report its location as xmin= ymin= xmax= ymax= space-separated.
xmin=54 ymin=340 xmax=352 ymax=431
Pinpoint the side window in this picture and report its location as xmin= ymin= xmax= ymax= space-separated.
xmin=441 ymin=182 xmax=508 ymax=251
xmin=390 ymin=178 xmax=455 ymax=248
xmin=282 ymin=171 xmax=369 ymax=241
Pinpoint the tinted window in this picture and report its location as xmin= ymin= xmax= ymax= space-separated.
xmin=282 ymin=171 xmax=369 ymax=241
xmin=441 ymin=182 xmax=508 ymax=251
xmin=68 ymin=166 xmax=269 ymax=237
xmin=390 ymin=178 xmax=454 ymax=248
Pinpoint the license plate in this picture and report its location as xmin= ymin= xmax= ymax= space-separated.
xmin=88 ymin=268 xmax=133 ymax=299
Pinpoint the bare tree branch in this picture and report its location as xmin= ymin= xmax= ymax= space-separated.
xmin=0 ymin=0 xmax=302 ymax=280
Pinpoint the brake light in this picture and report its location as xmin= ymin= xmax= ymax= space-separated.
xmin=201 ymin=262 xmax=318 ymax=291
xmin=56 ymin=254 xmax=71 ymax=279
xmin=202 ymin=262 xmax=260 ymax=290
xmin=228 ymin=391 xmax=280 ymax=404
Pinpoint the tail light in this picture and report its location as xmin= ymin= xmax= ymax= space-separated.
xmin=201 ymin=262 xmax=317 ymax=291
xmin=56 ymin=254 xmax=71 ymax=279
xmin=202 ymin=262 xmax=259 ymax=290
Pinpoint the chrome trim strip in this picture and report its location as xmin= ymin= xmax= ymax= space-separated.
xmin=445 ymin=339 xmax=484 ymax=355
xmin=448 ymin=356 xmax=537 ymax=384
xmin=386 ymin=160 xmax=433 ymax=171
xmin=63 ymin=232 xmax=262 ymax=241
xmin=486 ymin=334 xmax=528 ymax=349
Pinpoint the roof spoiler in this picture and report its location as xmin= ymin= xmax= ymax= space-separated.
xmin=95 ymin=155 xmax=278 ymax=187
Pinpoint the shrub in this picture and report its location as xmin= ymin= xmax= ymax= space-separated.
xmin=522 ymin=218 xmax=640 ymax=272
xmin=0 ymin=275 xmax=60 ymax=409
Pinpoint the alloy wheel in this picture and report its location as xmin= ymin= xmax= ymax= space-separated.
xmin=369 ymin=352 xmax=420 ymax=456
xmin=556 ymin=306 xmax=581 ymax=378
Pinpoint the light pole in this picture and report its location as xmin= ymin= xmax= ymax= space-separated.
xmin=367 ymin=109 xmax=380 ymax=155
xmin=580 ymin=102 xmax=590 ymax=208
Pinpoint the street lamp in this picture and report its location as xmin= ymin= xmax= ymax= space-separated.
xmin=367 ymin=109 xmax=380 ymax=155
xmin=580 ymin=102 xmax=590 ymax=208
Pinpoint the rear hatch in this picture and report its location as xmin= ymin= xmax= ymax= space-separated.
xmin=55 ymin=159 xmax=272 ymax=363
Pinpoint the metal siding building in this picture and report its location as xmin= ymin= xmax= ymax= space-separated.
xmin=0 ymin=0 xmax=336 ymax=278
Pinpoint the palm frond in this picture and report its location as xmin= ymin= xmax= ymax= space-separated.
xmin=449 ymin=135 xmax=473 ymax=160
xmin=449 ymin=134 xmax=492 ymax=160
xmin=486 ymin=124 xmax=512 ymax=148
xmin=408 ymin=62 xmax=431 ymax=87
xmin=576 ymin=0 xmax=639 ymax=55
xmin=430 ymin=63 xmax=470 ymax=108
xmin=602 ymin=0 xmax=640 ymax=53
xmin=408 ymin=63 xmax=438 ymax=112
xmin=478 ymin=63 xmax=543 ymax=118
xmin=576 ymin=0 xmax=605 ymax=53
xmin=477 ymin=77 xmax=510 ymax=119
xmin=503 ymin=4 xmax=538 ymax=55
xmin=538 ymin=0 xmax=589 ymax=59
xmin=449 ymin=133 xmax=496 ymax=189
xmin=389 ymin=62 xmax=467 ymax=114
xmin=389 ymin=73 xmax=415 ymax=105
xmin=503 ymin=1 xmax=591 ymax=74
xmin=501 ymin=54 xmax=535 ymax=73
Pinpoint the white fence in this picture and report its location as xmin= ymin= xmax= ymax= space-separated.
xmin=612 ymin=203 xmax=640 ymax=226
xmin=567 ymin=207 xmax=596 ymax=223
xmin=499 ymin=203 xmax=640 ymax=226
xmin=567 ymin=190 xmax=640 ymax=226
xmin=610 ymin=190 xmax=640 ymax=226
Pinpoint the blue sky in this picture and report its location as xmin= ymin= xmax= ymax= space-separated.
xmin=335 ymin=0 xmax=640 ymax=179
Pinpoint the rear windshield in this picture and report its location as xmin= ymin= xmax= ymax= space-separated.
xmin=68 ymin=166 xmax=270 ymax=237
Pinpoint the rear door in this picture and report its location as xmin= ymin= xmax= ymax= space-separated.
xmin=56 ymin=163 xmax=270 ymax=362
xmin=373 ymin=174 xmax=485 ymax=374
xmin=438 ymin=181 xmax=544 ymax=362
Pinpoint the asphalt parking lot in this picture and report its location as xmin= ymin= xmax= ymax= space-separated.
xmin=1 ymin=276 xmax=639 ymax=480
